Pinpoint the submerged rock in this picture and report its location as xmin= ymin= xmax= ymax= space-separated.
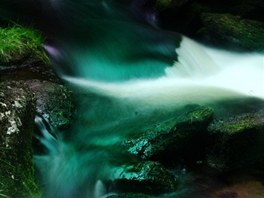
xmin=0 ymin=82 xmax=40 ymax=198
xmin=109 ymin=161 xmax=177 ymax=195
xmin=123 ymin=105 xmax=214 ymax=164
xmin=207 ymin=110 xmax=264 ymax=170
xmin=199 ymin=13 xmax=264 ymax=51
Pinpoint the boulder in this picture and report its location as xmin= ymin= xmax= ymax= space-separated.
xmin=199 ymin=13 xmax=264 ymax=51
xmin=23 ymin=80 xmax=74 ymax=130
xmin=207 ymin=110 xmax=264 ymax=170
xmin=109 ymin=161 xmax=177 ymax=195
xmin=0 ymin=81 xmax=40 ymax=198
xmin=123 ymin=105 xmax=214 ymax=164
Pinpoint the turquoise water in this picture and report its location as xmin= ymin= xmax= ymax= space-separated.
xmin=1 ymin=1 xmax=264 ymax=197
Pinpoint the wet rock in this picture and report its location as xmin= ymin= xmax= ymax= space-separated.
xmin=207 ymin=110 xmax=264 ymax=170
xmin=199 ymin=13 xmax=264 ymax=51
xmin=0 ymin=81 xmax=40 ymax=198
xmin=123 ymin=105 xmax=213 ymax=164
xmin=0 ymin=58 xmax=59 ymax=83
xmin=23 ymin=80 xmax=74 ymax=130
xmin=109 ymin=161 xmax=177 ymax=195
xmin=156 ymin=0 xmax=264 ymax=43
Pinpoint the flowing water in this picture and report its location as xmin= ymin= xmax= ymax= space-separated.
xmin=1 ymin=0 xmax=264 ymax=197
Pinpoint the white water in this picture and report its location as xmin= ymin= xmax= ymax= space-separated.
xmin=38 ymin=36 xmax=264 ymax=198
xmin=63 ymin=36 xmax=264 ymax=109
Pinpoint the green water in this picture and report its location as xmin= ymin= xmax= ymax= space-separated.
xmin=1 ymin=1 xmax=264 ymax=198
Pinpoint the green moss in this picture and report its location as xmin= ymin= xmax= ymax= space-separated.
xmin=223 ymin=118 xmax=252 ymax=133
xmin=0 ymin=25 xmax=48 ymax=64
xmin=124 ymin=105 xmax=214 ymax=160
xmin=186 ymin=106 xmax=214 ymax=122
xmin=200 ymin=13 xmax=264 ymax=51
xmin=0 ymin=82 xmax=41 ymax=198
xmin=209 ymin=111 xmax=264 ymax=134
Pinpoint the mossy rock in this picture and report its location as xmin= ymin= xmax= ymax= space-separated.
xmin=123 ymin=105 xmax=214 ymax=164
xmin=0 ymin=25 xmax=47 ymax=65
xmin=199 ymin=13 xmax=264 ymax=51
xmin=207 ymin=110 xmax=264 ymax=170
xmin=109 ymin=161 xmax=177 ymax=195
xmin=0 ymin=81 xmax=40 ymax=198
xmin=23 ymin=80 xmax=74 ymax=130
xmin=209 ymin=111 xmax=264 ymax=134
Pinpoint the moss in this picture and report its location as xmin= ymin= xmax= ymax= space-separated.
xmin=0 ymin=25 xmax=48 ymax=64
xmin=0 ymin=82 xmax=41 ymax=198
xmin=182 ymin=106 xmax=214 ymax=123
xmin=200 ymin=13 xmax=264 ymax=51
xmin=111 ymin=161 xmax=177 ymax=195
xmin=207 ymin=111 xmax=264 ymax=170
xmin=124 ymin=105 xmax=214 ymax=163
xmin=209 ymin=111 xmax=264 ymax=134
xmin=222 ymin=119 xmax=253 ymax=133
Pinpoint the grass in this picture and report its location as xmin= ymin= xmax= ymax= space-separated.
xmin=0 ymin=25 xmax=48 ymax=64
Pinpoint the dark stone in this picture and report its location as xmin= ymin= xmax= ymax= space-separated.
xmin=108 ymin=161 xmax=177 ymax=195
xmin=0 ymin=81 xmax=40 ymax=198
xmin=23 ymin=80 xmax=74 ymax=130
xmin=157 ymin=1 xmax=202 ymax=37
xmin=0 ymin=58 xmax=59 ymax=83
xmin=155 ymin=0 xmax=264 ymax=45
xmin=198 ymin=13 xmax=264 ymax=51
xmin=207 ymin=110 xmax=264 ymax=170
xmin=234 ymin=0 xmax=264 ymax=22
xmin=123 ymin=105 xmax=214 ymax=164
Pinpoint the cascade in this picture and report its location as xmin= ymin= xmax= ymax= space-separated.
xmin=1 ymin=0 xmax=263 ymax=197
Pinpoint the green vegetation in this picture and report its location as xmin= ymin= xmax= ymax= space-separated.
xmin=0 ymin=82 xmax=41 ymax=198
xmin=209 ymin=112 xmax=264 ymax=134
xmin=200 ymin=13 xmax=264 ymax=51
xmin=0 ymin=25 xmax=48 ymax=64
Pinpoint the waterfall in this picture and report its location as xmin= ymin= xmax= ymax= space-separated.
xmin=1 ymin=0 xmax=263 ymax=197
xmin=35 ymin=1 xmax=264 ymax=197
xmin=37 ymin=36 xmax=264 ymax=198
